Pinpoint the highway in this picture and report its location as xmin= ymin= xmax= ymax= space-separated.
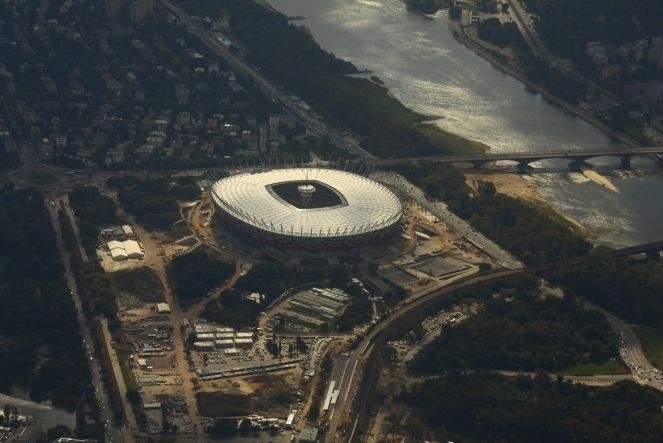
xmin=47 ymin=195 xmax=128 ymax=443
xmin=584 ymin=300 xmax=663 ymax=389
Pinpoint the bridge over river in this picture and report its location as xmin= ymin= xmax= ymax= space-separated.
xmin=376 ymin=146 xmax=663 ymax=169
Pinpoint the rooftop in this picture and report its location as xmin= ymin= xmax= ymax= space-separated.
xmin=211 ymin=168 xmax=402 ymax=239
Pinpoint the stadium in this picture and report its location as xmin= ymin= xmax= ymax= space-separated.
xmin=211 ymin=168 xmax=403 ymax=250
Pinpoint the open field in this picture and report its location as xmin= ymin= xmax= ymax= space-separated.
xmin=562 ymin=360 xmax=630 ymax=376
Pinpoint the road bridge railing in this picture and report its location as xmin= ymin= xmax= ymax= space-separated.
xmin=375 ymin=147 xmax=663 ymax=169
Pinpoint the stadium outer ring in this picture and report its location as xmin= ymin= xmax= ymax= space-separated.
xmin=211 ymin=168 xmax=403 ymax=250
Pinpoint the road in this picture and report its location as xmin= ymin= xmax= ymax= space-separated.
xmin=543 ymin=286 xmax=663 ymax=390
xmin=59 ymin=195 xmax=89 ymax=264
xmin=325 ymin=269 xmax=520 ymax=442
xmin=47 ymin=195 xmax=129 ymax=443
xmin=584 ymin=300 xmax=663 ymax=389
xmin=116 ymin=208 xmax=206 ymax=441
xmin=376 ymin=146 xmax=663 ymax=167
xmin=328 ymin=239 xmax=663 ymax=442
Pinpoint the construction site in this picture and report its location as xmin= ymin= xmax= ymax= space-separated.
xmin=65 ymin=168 xmax=504 ymax=442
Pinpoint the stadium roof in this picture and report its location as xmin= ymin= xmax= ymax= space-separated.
xmin=211 ymin=168 xmax=402 ymax=238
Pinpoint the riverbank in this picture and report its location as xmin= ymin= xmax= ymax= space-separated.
xmin=444 ymin=15 xmax=641 ymax=149
xmin=464 ymin=170 xmax=599 ymax=238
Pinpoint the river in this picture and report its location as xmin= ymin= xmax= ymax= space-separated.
xmin=266 ymin=0 xmax=663 ymax=247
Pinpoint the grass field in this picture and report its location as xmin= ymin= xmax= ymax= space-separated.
xmin=633 ymin=326 xmax=663 ymax=370
xmin=562 ymin=359 xmax=630 ymax=376
xmin=118 ymin=351 xmax=138 ymax=392
xmin=118 ymin=350 xmax=146 ymax=425
xmin=417 ymin=123 xmax=490 ymax=155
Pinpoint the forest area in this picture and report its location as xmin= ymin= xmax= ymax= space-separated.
xmin=551 ymin=254 xmax=663 ymax=331
xmin=106 ymin=175 xmax=200 ymax=229
xmin=170 ymin=250 xmax=235 ymax=308
xmin=0 ymin=189 xmax=93 ymax=414
xmin=400 ymin=372 xmax=663 ymax=442
xmin=411 ymin=288 xmax=618 ymax=373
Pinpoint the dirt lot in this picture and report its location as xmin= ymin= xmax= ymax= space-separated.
xmin=197 ymin=373 xmax=300 ymax=418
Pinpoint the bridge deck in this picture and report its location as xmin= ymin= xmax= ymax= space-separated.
xmin=376 ymin=147 xmax=663 ymax=166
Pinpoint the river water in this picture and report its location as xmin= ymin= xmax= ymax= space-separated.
xmin=267 ymin=0 xmax=663 ymax=247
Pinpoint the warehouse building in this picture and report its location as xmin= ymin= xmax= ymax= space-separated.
xmin=194 ymin=341 xmax=215 ymax=351
xmin=156 ymin=303 xmax=171 ymax=314
xmin=107 ymin=239 xmax=144 ymax=261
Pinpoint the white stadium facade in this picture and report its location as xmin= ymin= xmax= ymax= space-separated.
xmin=211 ymin=168 xmax=403 ymax=249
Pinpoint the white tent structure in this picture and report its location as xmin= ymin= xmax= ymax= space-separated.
xmin=107 ymin=240 xmax=144 ymax=261
xmin=123 ymin=240 xmax=144 ymax=259
xmin=108 ymin=240 xmax=127 ymax=261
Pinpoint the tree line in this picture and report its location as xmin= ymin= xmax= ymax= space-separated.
xmin=478 ymin=17 xmax=528 ymax=50
xmin=201 ymin=262 xmax=373 ymax=330
xmin=202 ymin=261 xmax=325 ymax=328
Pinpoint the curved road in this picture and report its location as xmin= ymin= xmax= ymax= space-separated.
xmin=330 ymin=253 xmax=663 ymax=442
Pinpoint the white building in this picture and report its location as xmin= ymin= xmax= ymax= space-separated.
xmin=234 ymin=338 xmax=254 ymax=348
xmin=215 ymin=339 xmax=235 ymax=349
xmin=194 ymin=341 xmax=215 ymax=351
xmin=122 ymin=224 xmax=135 ymax=237
xmin=107 ymin=239 xmax=144 ymax=261
xmin=108 ymin=240 xmax=128 ymax=261
xmin=156 ymin=303 xmax=171 ymax=314
xmin=123 ymin=240 xmax=144 ymax=259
